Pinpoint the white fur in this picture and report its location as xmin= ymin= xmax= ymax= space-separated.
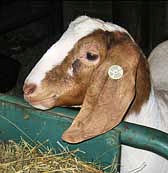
xmin=25 ymin=16 xmax=130 ymax=85
xmin=32 ymin=104 xmax=48 ymax=110
xmin=67 ymin=67 xmax=74 ymax=77
xmin=25 ymin=16 xmax=168 ymax=172
xmin=121 ymin=42 xmax=168 ymax=173
xmin=148 ymin=40 xmax=168 ymax=91
xmin=125 ymin=88 xmax=162 ymax=130
xmin=120 ymin=41 xmax=168 ymax=172
xmin=121 ymin=87 xmax=168 ymax=173
xmin=119 ymin=39 xmax=168 ymax=173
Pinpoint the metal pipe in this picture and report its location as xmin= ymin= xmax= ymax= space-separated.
xmin=115 ymin=122 xmax=168 ymax=159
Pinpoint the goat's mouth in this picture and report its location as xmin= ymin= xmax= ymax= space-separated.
xmin=24 ymin=95 xmax=57 ymax=110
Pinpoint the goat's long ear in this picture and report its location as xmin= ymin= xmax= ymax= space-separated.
xmin=62 ymin=32 xmax=140 ymax=143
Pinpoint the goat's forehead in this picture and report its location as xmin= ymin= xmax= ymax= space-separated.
xmin=25 ymin=16 xmax=129 ymax=85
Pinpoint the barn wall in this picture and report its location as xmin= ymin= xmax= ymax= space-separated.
xmin=0 ymin=0 xmax=168 ymax=96
xmin=63 ymin=1 xmax=113 ymax=29
xmin=63 ymin=1 xmax=168 ymax=56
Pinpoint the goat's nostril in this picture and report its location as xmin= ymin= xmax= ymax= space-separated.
xmin=23 ymin=83 xmax=37 ymax=95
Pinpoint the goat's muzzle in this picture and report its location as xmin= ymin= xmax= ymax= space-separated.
xmin=23 ymin=83 xmax=37 ymax=95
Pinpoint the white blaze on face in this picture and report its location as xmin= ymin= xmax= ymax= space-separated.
xmin=25 ymin=16 xmax=130 ymax=85
xmin=67 ymin=67 xmax=74 ymax=77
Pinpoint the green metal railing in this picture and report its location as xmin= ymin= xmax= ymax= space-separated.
xmin=0 ymin=94 xmax=168 ymax=172
xmin=116 ymin=122 xmax=168 ymax=159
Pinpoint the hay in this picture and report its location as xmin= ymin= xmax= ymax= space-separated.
xmin=0 ymin=139 xmax=103 ymax=173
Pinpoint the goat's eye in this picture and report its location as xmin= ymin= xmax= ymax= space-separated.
xmin=86 ymin=52 xmax=98 ymax=61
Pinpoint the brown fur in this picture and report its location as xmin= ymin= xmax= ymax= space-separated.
xmin=105 ymin=31 xmax=151 ymax=115
xmin=62 ymin=30 xmax=151 ymax=143
xmin=128 ymin=53 xmax=151 ymax=114
xmin=24 ymin=28 xmax=151 ymax=143
xmin=38 ymin=30 xmax=108 ymax=107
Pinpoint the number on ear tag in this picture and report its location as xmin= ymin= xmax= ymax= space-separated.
xmin=108 ymin=65 xmax=123 ymax=80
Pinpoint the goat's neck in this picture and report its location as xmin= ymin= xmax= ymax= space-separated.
xmin=122 ymin=87 xmax=168 ymax=173
xmin=125 ymin=86 xmax=162 ymax=130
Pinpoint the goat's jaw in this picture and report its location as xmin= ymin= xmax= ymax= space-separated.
xmin=30 ymin=104 xmax=50 ymax=110
xmin=24 ymin=95 xmax=57 ymax=110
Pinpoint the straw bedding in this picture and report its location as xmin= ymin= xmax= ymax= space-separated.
xmin=0 ymin=139 xmax=103 ymax=173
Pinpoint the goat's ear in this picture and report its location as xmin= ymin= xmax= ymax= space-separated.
xmin=62 ymin=33 xmax=139 ymax=143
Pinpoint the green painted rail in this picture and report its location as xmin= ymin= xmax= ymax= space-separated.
xmin=0 ymin=94 xmax=168 ymax=172
xmin=116 ymin=122 xmax=168 ymax=160
xmin=0 ymin=94 xmax=120 ymax=172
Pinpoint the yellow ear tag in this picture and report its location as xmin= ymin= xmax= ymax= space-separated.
xmin=108 ymin=65 xmax=123 ymax=80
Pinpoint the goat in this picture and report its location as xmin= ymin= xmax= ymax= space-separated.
xmin=23 ymin=16 xmax=168 ymax=173
xmin=148 ymin=40 xmax=168 ymax=91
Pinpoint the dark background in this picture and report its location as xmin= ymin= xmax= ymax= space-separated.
xmin=0 ymin=0 xmax=167 ymax=95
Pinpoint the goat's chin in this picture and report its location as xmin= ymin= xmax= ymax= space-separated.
xmin=31 ymin=104 xmax=50 ymax=110
xmin=24 ymin=94 xmax=83 ymax=110
xmin=24 ymin=96 xmax=56 ymax=110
